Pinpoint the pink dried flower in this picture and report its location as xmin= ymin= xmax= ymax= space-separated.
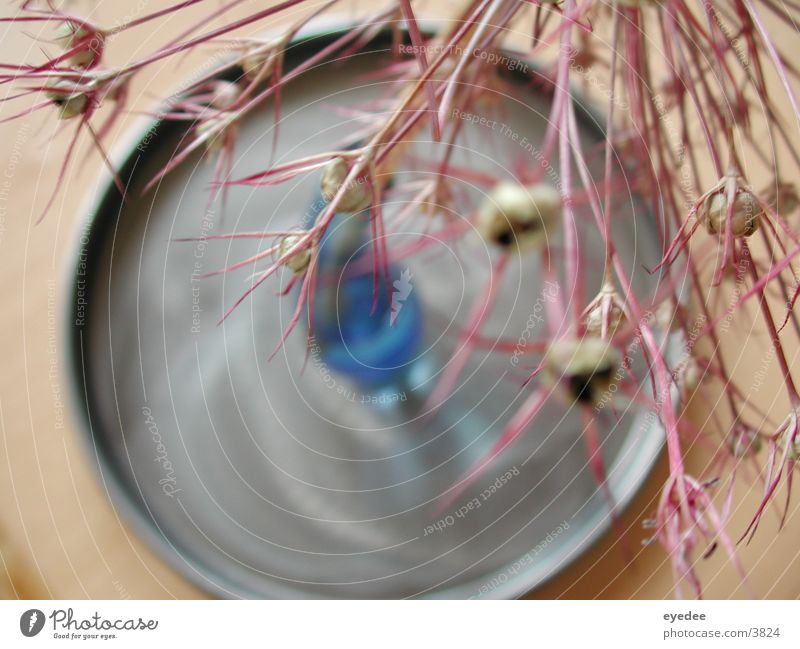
xmin=54 ymin=20 xmax=105 ymax=69
xmin=3 ymin=0 xmax=800 ymax=599
xmin=653 ymin=473 xmax=747 ymax=599
xmin=475 ymin=181 xmax=561 ymax=249
xmin=580 ymin=282 xmax=629 ymax=340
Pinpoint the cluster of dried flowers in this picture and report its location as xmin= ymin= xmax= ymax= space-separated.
xmin=3 ymin=0 xmax=800 ymax=597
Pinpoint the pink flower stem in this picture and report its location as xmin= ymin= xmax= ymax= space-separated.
xmin=118 ymin=0 xmax=316 ymax=76
xmin=601 ymin=6 xmax=621 ymax=282
xmin=743 ymin=0 xmax=800 ymax=124
xmin=115 ymin=0 xmax=208 ymax=32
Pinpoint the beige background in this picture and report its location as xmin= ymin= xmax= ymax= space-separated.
xmin=0 ymin=1 xmax=799 ymax=599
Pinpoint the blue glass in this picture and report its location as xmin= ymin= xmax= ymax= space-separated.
xmin=303 ymin=197 xmax=423 ymax=388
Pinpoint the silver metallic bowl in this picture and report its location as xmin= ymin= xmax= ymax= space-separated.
xmin=65 ymin=26 xmax=665 ymax=598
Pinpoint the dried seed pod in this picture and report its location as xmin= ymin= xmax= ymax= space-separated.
xmin=44 ymin=79 xmax=88 ymax=119
xmin=55 ymin=22 xmax=104 ymax=68
xmin=209 ymin=81 xmax=242 ymax=110
xmin=195 ymin=119 xmax=225 ymax=152
xmin=784 ymin=437 xmax=800 ymax=461
xmin=702 ymin=189 xmax=762 ymax=238
xmin=320 ymin=157 xmax=371 ymax=214
xmin=545 ymin=337 xmax=621 ymax=405
xmin=195 ymin=116 xmax=237 ymax=153
xmin=730 ymin=424 xmax=762 ymax=459
xmin=679 ymin=355 xmax=701 ymax=395
xmin=477 ymin=182 xmax=560 ymax=250
xmin=583 ymin=283 xmax=628 ymax=339
xmin=278 ymin=232 xmax=313 ymax=275
xmin=241 ymin=41 xmax=280 ymax=80
xmin=654 ymin=300 xmax=683 ymax=333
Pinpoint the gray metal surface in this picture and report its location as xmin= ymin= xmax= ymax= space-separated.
xmin=66 ymin=33 xmax=665 ymax=599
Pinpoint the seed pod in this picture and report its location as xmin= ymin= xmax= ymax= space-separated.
xmin=278 ymin=232 xmax=312 ymax=275
xmin=195 ymin=120 xmax=226 ymax=152
xmin=654 ymin=300 xmax=683 ymax=333
xmin=241 ymin=41 xmax=280 ymax=80
xmin=320 ymin=157 xmax=371 ymax=214
xmin=583 ymin=283 xmax=628 ymax=339
xmin=777 ymin=417 xmax=800 ymax=461
xmin=545 ymin=337 xmax=621 ymax=405
xmin=702 ymin=189 xmax=762 ymax=238
xmin=584 ymin=304 xmax=625 ymax=338
xmin=786 ymin=437 xmax=800 ymax=461
xmin=55 ymin=22 xmax=104 ymax=68
xmin=679 ymin=355 xmax=701 ymax=395
xmin=209 ymin=81 xmax=242 ymax=110
xmin=730 ymin=425 xmax=762 ymax=459
xmin=196 ymin=113 xmax=239 ymax=153
xmin=44 ymin=79 xmax=88 ymax=119
xmin=477 ymin=182 xmax=560 ymax=250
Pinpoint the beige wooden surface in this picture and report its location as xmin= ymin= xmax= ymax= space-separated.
xmin=0 ymin=1 xmax=798 ymax=599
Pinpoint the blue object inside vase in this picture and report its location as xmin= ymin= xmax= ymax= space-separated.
xmin=303 ymin=198 xmax=423 ymax=388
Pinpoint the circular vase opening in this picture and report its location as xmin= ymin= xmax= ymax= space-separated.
xmin=67 ymin=26 xmax=666 ymax=599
